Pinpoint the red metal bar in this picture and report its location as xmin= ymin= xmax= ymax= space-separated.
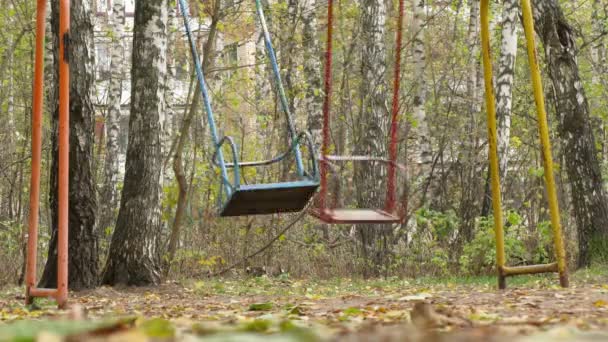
xmin=25 ymin=0 xmax=47 ymax=305
xmin=57 ymin=0 xmax=70 ymax=309
xmin=322 ymin=155 xmax=407 ymax=171
xmin=385 ymin=0 xmax=405 ymax=213
xmin=29 ymin=288 xmax=58 ymax=298
xmin=319 ymin=0 xmax=334 ymax=211
xmin=310 ymin=208 xmax=401 ymax=224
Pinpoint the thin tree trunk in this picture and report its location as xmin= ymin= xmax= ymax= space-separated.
xmin=355 ymin=0 xmax=391 ymax=276
xmin=460 ymin=0 xmax=482 ymax=243
xmin=40 ymin=0 xmax=99 ymax=290
xmin=410 ymin=0 xmax=432 ymax=197
xmin=255 ymin=0 xmax=274 ymax=145
xmin=481 ymin=0 xmax=520 ymax=216
xmin=496 ymin=0 xmax=519 ymax=182
xmin=302 ymin=0 xmax=323 ymax=147
xmin=532 ymin=0 xmax=608 ymax=267
xmin=166 ymin=0 xmax=221 ymax=272
xmin=98 ymin=0 xmax=125 ymax=248
xmin=102 ymin=0 xmax=168 ymax=286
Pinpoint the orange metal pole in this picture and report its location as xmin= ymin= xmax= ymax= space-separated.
xmin=57 ymin=0 xmax=70 ymax=308
xmin=25 ymin=0 xmax=47 ymax=305
xmin=29 ymin=288 xmax=58 ymax=298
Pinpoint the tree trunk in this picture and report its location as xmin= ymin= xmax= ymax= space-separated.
xmin=98 ymin=0 xmax=125 ymax=247
xmin=102 ymin=0 xmax=168 ymax=286
xmin=40 ymin=0 xmax=99 ymax=290
xmin=302 ymin=0 xmax=323 ymax=147
xmin=481 ymin=0 xmax=520 ymax=216
xmin=496 ymin=0 xmax=519 ymax=182
xmin=410 ymin=0 xmax=432 ymax=198
xmin=460 ymin=0 xmax=482 ymax=243
xmin=255 ymin=0 xmax=274 ymax=146
xmin=355 ymin=0 xmax=391 ymax=276
xmin=532 ymin=0 xmax=608 ymax=267
xmin=590 ymin=0 xmax=606 ymax=91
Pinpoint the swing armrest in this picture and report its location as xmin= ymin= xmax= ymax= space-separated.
xmin=213 ymin=135 xmax=240 ymax=189
xmin=214 ymin=132 xmax=319 ymax=180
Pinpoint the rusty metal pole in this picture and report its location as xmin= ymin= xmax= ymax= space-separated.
xmin=57 ymin=0 xmax=70 ymax=308
xmin=385 ymin=0 xmax=405 ymax=214
xmin=25 ymin=0 xmax=47 ymax=305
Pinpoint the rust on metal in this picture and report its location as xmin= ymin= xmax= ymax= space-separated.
xmin=25 ymin=0 xmax=47 ymax=306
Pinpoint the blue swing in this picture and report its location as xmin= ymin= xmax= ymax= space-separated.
xmin=178 ymin=0 xmax=319 ymax=217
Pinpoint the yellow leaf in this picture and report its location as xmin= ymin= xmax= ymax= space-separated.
xmin=594 ymin=300 xmax=607 ymax=308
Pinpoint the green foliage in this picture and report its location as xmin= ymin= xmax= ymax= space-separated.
xmin=240 ymin=319 xmax=272 ymax=333
xmin=249 ymin=303 xmax=274 ymax=311
xmin=589 ymin=234 xmax=608 ymax=264
xmin=0 ymin=319 xmax=123 ymax=341
xmin=459 ymin=211 xmax=556 ymax=275
xmin=415 ymin=208 xmax=459 ymax=241
xmin=139 ymin=318 xmax=176 ymax=338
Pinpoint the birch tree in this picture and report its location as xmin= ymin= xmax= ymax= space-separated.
xmin=532 ymin=0 xmax=608 ymax=267
xmin=460 ymin=0 xmax=482 ymax=243
xmin=355 ymin=0 xmax=391 ymax=275
xmin=496 ymin=0 xmax=519 ymax=181
xmin=98 ymin=0 xmax=126 ymax=244
xmin=302 ymin=0 xmax=323 ymax=146
xmin=410 ymin=0 xmax=431 ymax=184
xmin=102 ymin=0 xmax=168 ymax=285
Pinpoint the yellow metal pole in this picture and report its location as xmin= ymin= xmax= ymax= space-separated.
xmin=480 ymin=0 xmax=507 ymax=289
xmin=520 ymin=0 xmax=568 ymax=287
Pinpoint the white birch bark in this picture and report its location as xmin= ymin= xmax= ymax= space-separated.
xmin=411 ymin=0 xmax=432 ymax=170
xmin=99 ymin=0 xmax=126 ymax=237
xmin=496 ymin=0 xmax=519 ymax=181
xmin=355 ymin=0 xmax=392 ymax=275
xmin=102 ymin=0 xmax=168 ymax=286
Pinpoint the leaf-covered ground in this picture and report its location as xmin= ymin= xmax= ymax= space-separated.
xmin=1 ymin=268 xmax=608 ymax=341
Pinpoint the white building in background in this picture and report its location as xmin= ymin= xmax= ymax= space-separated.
xmin=93 ymin=0 xmax=259 ymax=174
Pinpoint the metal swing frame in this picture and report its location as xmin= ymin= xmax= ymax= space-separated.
xmin=178 ymin=0 xmax=319 ymax=217
xmin=481 ymin=0 xmax=568 ymax=288
xmin=310 ymin=0 xmax=407 ymax=224
xmin=25 ymin=0 xmax=70 ymax=308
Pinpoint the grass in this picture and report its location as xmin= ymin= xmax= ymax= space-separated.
xmin=186 ymin=263 xmax=608 ymax=299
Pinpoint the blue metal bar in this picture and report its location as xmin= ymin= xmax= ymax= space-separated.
xmin=178 ymin=0 xmax=235 ymax=197
xmin=214 ymin=136 xmax=240 ymax=188
xmin=254 ymin=0 xmax=305 ymax=177
xmin=213 ymin=131 xmax=318 ymax=181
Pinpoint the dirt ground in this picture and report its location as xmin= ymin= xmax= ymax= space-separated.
xmin=1 ymin=274 xmax=608 ymax=341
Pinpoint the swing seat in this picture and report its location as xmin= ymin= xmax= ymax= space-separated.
xmin=310 ymin=156 xmax=407 ymax=224
xmin=310 ymin=208 xmax=401 ymax=224
xmin=220 ymin=180 xmax=319 ymax=216
xmin=215 ymin=133 xmax=319 ymax=217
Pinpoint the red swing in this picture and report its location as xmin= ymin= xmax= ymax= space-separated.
xmin=310 ymin=0 xmax=407 ymax=224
